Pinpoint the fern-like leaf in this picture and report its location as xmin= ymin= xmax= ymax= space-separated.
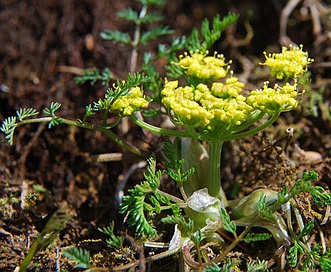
xmin=120 ymin=157 xmax=161 ymax=237
xmin=186 ymin=28 xmax=201 ymax=53
xmin=120 ymin=157 xmax=179 ymax=237
xmin=117 ymin=7 xmax=139 ymax=23
xmin=298 ymin=220 xmax=314 ymax=239
xmin=140 ymin=25 xmax=174 ymax=45
xmin=312 ymin=186 xmax=331 ymax=206
xmin=1 ymin=108 xmax=39 ymax=145
xmin=43 ymin=102 xmax=61 ymax=116
xmin=257 ymin=193 xmax=273 ymax=219
xmin=16 ymin=108 xmax=38 ymax=121
xmin=63 ymin=247 xmax=90 ymax=269
xmin=162 ymin=36 xmax=188 ymax=79
xmin=98 ymin=221 xmax=124 ymax=249
xmin=43 ymin=102 xmax=63 ymax=128
xmin=162 ymin=139 xmax=195 ymax=183
xmin=75 ymin=67 xmax=114 ymax=86
xmin=186 ymin=13 xmax=239 ymax=52
xmin=319 ymin=249 xmax=331 ymax=271
xmin=161 ymin=215 xmax=194 ymax=237
xmin=202 ymin=13 xmax=239 ymax=51
xmin=140 ymin=12 xmax=164 ymax=24
xmin=288 ymin=241 xmax=304 ymax=268
xmin=246 ymin=259 xmax=269 ymax=271
xmin=220 ymin=208 xmax=237 ymax=236
xmin=0 ymin=116 xmax=17 ymax=145
xmin=159 ymin=36 xmax=187 ymax=61
xmin=165 ymin=59 xmax=186 ymax=79
xmin=100 ymin=30 xmax=131 ymax=45
xmin=122 ymin=192 xmax=157 ymax=237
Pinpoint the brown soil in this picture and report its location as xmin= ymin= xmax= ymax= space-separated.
xmin=1 ymin=0 xmax=331 ymax=271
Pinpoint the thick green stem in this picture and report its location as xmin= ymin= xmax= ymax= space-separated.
xmin=208 ymin=141 xmax=227 ymax=206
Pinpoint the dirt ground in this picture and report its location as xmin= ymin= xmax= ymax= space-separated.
xmin=1 ymin=0 xmax=331 ymax=271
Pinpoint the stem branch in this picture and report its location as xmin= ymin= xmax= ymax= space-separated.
xmin=16 ymin=117 xmax=148 ymax=157
xmin=131 ymin=114 xmax=191 ymax=138
xmin=224 ymin=111 xmax=280 ymax=141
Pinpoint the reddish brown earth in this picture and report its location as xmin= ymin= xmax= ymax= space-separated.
xmin=1 ymin=0 xmax=331 ymax=271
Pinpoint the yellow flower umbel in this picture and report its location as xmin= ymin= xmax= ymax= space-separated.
xmin=162 ymin=80 xmax=213 ymax=128
xmin=161 ymin=46 xmax=314 ymax=140
xmin=247 ymin=82 xmax=299 ymax=114
xmin=161 ymin=76 xmax=253 ymax=132
xmin=178 ymin=51 xmax=229 ymax=80
xmin=110 ymin=86 xmax=149 ymax=116
xmin=262 ymin=44 xmax=314 ymax=80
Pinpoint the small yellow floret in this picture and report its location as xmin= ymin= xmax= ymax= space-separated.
xmin=111 ymin=87 xmax=149 ymax=116
xmin=161 ymin=76 xmax=253 ymax=130
xmin=262 ymin=44 xmax=313 ymax=79
xmin=161 ymin=81 xmax=213 ymax=127
xmin=211 ymin=77 xmax=245 ymax=98
xmin=178 ymin=51 xmax=229 ymax=80
xmin=247 ymin=82 xmax=298 ymax=113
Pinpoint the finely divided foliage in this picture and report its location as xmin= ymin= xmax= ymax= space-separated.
xmin=0 ymin=108 xmax=38 ymax=144
xmin=2 ymin=0 xmax=330 ymax=270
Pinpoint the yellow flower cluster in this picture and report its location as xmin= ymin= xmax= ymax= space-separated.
xmin=110 ymin=87 xmax=149 ymax=116
xmin=162 ymin=46 xmax=312 ymax=132
xmin=247 ymin=82 xmax=298 ymax=113
xmin=262 ymin=44 xmax=313 ymax=80
xmin=162 ymin=81 xmax=212 ymax=128
xmin=161 ymin=77 xmax=253 ymax=130
xmin=178 ymin=51 xmax=229 ymax=80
